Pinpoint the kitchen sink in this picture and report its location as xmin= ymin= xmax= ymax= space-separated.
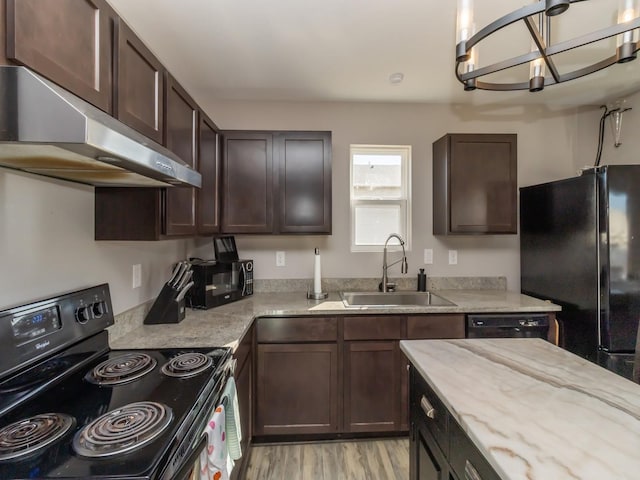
xmin=340 ymin=291 xmax=456 ymax=308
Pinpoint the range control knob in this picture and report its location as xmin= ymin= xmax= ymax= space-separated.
xmin=92 ymin=301 xmax=105 ymax=318
xmin=75 ymin=306 xmax=90 ymax=324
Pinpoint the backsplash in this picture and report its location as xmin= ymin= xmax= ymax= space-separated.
xmin=254 ymin=276 xmax=507 ymax=293
xmin=109 ymin=276 xmax=507 ymax=342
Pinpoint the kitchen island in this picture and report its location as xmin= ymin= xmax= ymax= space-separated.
xmin=401 ymin=338 xmax=640 ymax=479
xmin=109 ymin=289 xmax=559 ymax=349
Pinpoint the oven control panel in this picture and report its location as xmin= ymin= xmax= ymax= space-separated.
xmin=0 ymin=284 xmax=114 ymax=380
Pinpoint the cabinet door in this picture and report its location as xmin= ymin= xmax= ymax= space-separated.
xmin=163 ymin=74 xmax=198 ymax=236
xmin=433 ymin=134 xmax=517 ymax=235
xmin=198 ymin=114 xmax=221 ymax=235
xmin=274 ymin=132 xmax=332 ymax=233
xmin=231 ymin=350 xmax=251 ymax=480
xmin=115 ymin=19 xmax=164 ymax=144
xmin=221 ymin=132 xmax=273 ymax=233
xmin=344 ymin=340 xmax=400 ymax=433
xmin=6 ymin=0 xmax=114 ymax=113
xmin=411 ymin=418 xmax=449 ymax=480
xmin=255 ymin=343 xmax=339 ymax=436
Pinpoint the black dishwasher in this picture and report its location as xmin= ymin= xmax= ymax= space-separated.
xmin=467 ymin=313 xmax=550 ymax=339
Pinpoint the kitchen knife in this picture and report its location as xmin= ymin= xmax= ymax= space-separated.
xmin=167 ymin=262 xmax=182 ymax=286
xmin=175 ymin=269 xmax=193 ymax=292
xmin=171 ymin=262 xmax=190 ymax=289
xmin=175 ymin=281 xmax=194 ymax=303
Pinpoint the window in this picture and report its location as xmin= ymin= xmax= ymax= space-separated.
xmin=350 ymin=145 xmax=411 ymax=252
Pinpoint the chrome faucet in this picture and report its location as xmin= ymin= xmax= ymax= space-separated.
xmin=381 ymin=233 xmax=408 ymax=292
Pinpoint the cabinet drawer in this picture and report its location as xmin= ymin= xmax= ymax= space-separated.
xmin=256 ymin=316 xmax=337 ymax=343
xmin=449 ymin=417 xmax=501 ymax=480
xmin=344 ymin=316 xmax=403 ymax=340
xmin=407 ymin=315 xmax=465 ymax=339
xmin=411 ymin=367 xmax=448 ymax=456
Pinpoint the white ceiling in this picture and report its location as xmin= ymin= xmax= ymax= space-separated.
xmin=107 ymin=0 xmax=640 ymax=109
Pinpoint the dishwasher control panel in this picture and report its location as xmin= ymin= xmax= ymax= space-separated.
xmin=466 ymin=313 xmax=550 ymax=339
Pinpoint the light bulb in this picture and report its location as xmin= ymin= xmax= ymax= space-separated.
xmin=456 ymin=0 xmax=475 ymax=43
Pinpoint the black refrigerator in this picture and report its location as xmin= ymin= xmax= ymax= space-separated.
xmin=520 ymin=165 xmax=640 ymax=379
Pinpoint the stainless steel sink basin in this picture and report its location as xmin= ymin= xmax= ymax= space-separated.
xmin=340 ymin=291 xmax=455 ymax=308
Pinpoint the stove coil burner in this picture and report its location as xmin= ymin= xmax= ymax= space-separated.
xmin=0 ymin=413 xmax=75 ymax=461
xmin=73 ymin=401 xmax=173 ymax=458
xmin=161 ymin=352 xmax=213 ymax=378
xmin=86 ymin=353 xmax=157 ymax=385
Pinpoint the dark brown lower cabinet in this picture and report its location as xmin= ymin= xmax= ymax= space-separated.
xmin=255 ymin=343 xmax=339 ymax=436
xmin=410 ymin=367 xmax=500 ymax=480
xmin=344 ymin=340 xmax=400 ymax=432
xmin=253 ymin=314 xmax=467 ymax=440
xmin=230 ymin=327 xmax=252 ymax=480
xmin=412 ymin=414 xmax=449 ymax=480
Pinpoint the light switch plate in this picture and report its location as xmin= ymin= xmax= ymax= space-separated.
xmin=276 ymin=251 xmax=286 ymax=267
xmin=448 ymin=250 xmax=458 ymax=265
xmin=132 ymin=264 xmax=142 ymax=288
xmin=424 ymin=249 xmax=433 ymax=264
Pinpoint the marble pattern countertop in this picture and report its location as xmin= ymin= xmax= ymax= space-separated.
xmin=110 ymin=290 xmax=560 ymax=350
xmin=400 ymin=339 xmax=640 ymax=480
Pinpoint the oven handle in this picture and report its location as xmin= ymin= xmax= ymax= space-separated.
xmin=223 ymin=357 xmax=237 ymax=375
xmin=171 ymin=434 xmax=207 ymax=480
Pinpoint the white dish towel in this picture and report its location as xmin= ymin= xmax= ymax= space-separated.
xmin=221 ymin=376 xmax=242 ymax=461
xmin=199 ymin=404 xmax=228 ymax=480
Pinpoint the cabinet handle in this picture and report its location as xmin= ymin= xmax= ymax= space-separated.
xmin=464 ymin=460 xmax=483 ymax=480
xmin=420 ymin=395 xmax=436 ymax=419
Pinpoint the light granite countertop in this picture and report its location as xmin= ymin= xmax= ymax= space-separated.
xmin=110 ymin=290 xmax=560 ymax=350
xmin=400 ymin=338 xmax=640 ymax=480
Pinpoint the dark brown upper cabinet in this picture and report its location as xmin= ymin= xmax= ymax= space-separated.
xmin=197 ymin=113 xmax=221 ymax=235
xmin=275 ymin=132 xmax=332 ymax=234
xmin=95 ymin=76 xmax=202 ymax=240
xmin=221 ymin=132 xmax=274 ymax=234
xmin=163 ymin=74 xmax=198 ymax=236
xmin=221 ymin=130 xmax=332 ymax=235
xmin=6 ymin=0 xmax=115 ymax=113
xmin=433 ymin=133 xmax=517 ymax=235
xmin=114 ymin=18 xmax=164 ymax=144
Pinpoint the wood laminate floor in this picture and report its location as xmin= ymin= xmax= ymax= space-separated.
xmin=244 ymin=438 xmax=409 ymax=480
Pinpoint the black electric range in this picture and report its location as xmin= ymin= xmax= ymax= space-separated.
xmin=0 ymin=284 xmax=232 ymax=480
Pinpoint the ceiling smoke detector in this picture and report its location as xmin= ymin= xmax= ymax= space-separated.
xmin=389 ymin=72 xmax=404 ymax=85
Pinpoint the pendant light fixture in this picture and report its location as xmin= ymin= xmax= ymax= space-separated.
xmin=595 ymin=101 xmax=633 ymax=166
xmin=455 ymin=0 xmax=640 ymax=92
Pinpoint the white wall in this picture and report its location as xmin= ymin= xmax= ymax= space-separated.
xmin=0 ymin=170 xmax=196 ymax=313
xmin=1 ymin=99 xmax=604 ymax=315
xmin=575 ymin=90 xmax=640 ymax=171
xmin=192 ymin=100 xmax=581 ymax=291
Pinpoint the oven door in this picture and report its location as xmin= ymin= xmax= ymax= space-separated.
xmin=172 ymin=435 xmax=207 ymax=480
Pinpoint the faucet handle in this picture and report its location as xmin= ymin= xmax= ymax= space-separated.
xmin=378 ymin=281 xmax=397 ymax=292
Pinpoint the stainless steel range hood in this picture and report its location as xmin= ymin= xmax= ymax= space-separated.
xmin=0 ymin=67 xmax=201 ymax=188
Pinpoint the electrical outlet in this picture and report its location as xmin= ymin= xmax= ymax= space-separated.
xmin=276 ymin=251 xmax=286 ymax=267
xmin=424 ymin=249 xmax=433 ymax=265
xmin=448 ymin=250 xmax=458 ymax=265
xmin=132 ymin=264 xmax=142 ymax=288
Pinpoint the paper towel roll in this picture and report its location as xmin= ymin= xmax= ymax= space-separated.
xmin=313 ymin=248 xmax=322 ymax=294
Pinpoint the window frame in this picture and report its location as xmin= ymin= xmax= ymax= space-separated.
xmin=349 ymin=144 xmax=412 ymax=253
